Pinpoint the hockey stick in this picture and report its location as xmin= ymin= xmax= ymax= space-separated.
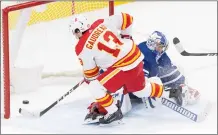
xmin=161 ymin=98 xmax=212 ymax=122
xmin=173 ymin=37 xmax=217 ymax=56
xmin=19 ymin=79 xmax=85 ymax=117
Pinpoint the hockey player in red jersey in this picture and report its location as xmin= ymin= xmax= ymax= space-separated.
xmin=69 ymin=13 xmax=186 ymax=125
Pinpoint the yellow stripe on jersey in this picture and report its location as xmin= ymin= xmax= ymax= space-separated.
xmin=102 ymin=97 xmax=113 ymax=107
xmin=84 ymin=66 xmax=99 ymax=78
xmin=150 ymin=83 xmax=156 ymax=97
xmin=117 ymin=49 xmax=141 ymax=67
xmin=113 ymin=44 xmax=137 ymax=66
xmin=122 ymin=13 xmax=127 ymax=30
xmin=112 ymin=44 xmax=141 ymax=68
xmin=84 ymin=66 xmax=99 ymax=74
xmin=121 ymin=13 xmax=133 ymax=30
xmin=97 ymin=94 xmax=110 ymax=102
xmin=99 ymin=69 xmax=120 ymax=85
xmin=157 ymin=85 xmax=164 ymax=98
xmin=96 ymin=93 xmax=114 ymax=107
xmin=84 ymin=71 xmax=99 ymax=78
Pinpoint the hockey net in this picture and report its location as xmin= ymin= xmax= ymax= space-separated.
xmin=1 ymin=1 xmax=114 ymax=119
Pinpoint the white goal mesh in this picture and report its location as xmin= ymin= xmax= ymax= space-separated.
xmin=1 ymin=1 xmax=114 ymax=119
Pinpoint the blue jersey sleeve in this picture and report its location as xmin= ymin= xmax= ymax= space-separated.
xmin=157 ymin=53 xmax=185 ymax=88
xmin=158 ymin=53 xmax=172 ymax=68
xmin=138 ymin=42 xmax=159 ymax=77
xmin=158 ymin=65 xmax=185 ymax=88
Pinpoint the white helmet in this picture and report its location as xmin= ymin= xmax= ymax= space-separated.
xmin=69 ymin=15 xmax=91 ymax=35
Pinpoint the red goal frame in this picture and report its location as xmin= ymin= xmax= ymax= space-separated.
xmin=2 ymin=1 xmax=114 ymax=119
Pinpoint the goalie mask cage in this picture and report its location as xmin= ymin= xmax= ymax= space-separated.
xmin=2 ymin=1 xmax=114 ymax=119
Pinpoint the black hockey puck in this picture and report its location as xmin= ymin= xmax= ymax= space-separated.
xmin=22 ymin=100 xmax=29 ymax=104
xmin=19 ymin=108 xmax=21 ymax=113
xmin=173 ymin=37 xmax=180 ymax=44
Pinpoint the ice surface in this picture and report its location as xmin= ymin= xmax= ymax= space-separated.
xmin=1 ymin=1 xmax=217 ymax=134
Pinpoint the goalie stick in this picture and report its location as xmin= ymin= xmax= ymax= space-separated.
xmin=19 ymin=79 xmax=85 ymax=117
xmin=161 ymin=98 xmax=212 ymax=122
xmin=173 ymin=37 xmax=217 ymax=56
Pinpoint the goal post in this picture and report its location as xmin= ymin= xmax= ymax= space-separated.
xmin=2 ymin=1 xmax=114 ymax=119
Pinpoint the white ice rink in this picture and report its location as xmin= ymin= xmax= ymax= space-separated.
xmin=1 ymin=1 xmax=217 ymax=134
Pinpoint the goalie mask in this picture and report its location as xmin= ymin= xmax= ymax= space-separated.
xmin=146 ymin=31 xmax=169 ymax=55
xmin=69 ymin=15 xmax=91 ymax=39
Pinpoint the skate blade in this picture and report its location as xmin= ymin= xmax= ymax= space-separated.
xmin=83 ymin=118 xmax=100 ymax=125
xmin=99 ymin=120 xmax=124 ymax=127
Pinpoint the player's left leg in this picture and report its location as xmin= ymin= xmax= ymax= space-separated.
xmin=85 ymin=66 xmax=138 ymax=125
xmin=87 ymin=79 xmax=123 ymax=125
xmin=84 ymin=87 xmax=132 ymax=124
xmin=87 ymin=62 xmax=150 ymax=124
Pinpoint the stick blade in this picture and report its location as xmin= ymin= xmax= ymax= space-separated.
xmin=19 ymin=108 xmax=40 ymax=118
xmin=173 ymin=37 xmax=217 ymax=56
xmin=196 ymin=101 xmax=212 ymax=122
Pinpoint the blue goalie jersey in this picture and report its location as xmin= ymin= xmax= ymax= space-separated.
xmin=138 ymin=41 xmax=185 ymax=88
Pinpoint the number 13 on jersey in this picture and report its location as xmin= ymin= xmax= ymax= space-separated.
xmin=97 ymin=31 xmax=123 ymax=57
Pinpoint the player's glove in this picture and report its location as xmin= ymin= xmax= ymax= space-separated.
xmin=88 ymin=102 xmax=108 ymax=115
xmin=84 ymin=77 xmax=98 ymax=84
xmin=84 ymin=100 xmax=123 ymax=124
xmin=84 ymin=78 xmax=90 ymax=84
xmin=84 ymin=102 xmax=107 ymax=124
